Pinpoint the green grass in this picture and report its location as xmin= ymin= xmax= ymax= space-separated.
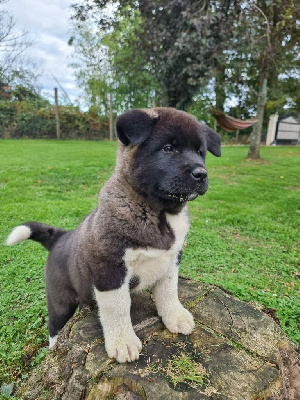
xmin=146 ymin=351 xmax=208 ymax=391
xmin=0 ymin=140 xmax=299 ymax=390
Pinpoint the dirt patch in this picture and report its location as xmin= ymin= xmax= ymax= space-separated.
xmin=284 ymin=186 xmax=300 ymax=191
xmin=282 ymin=150 xmax=300 ymax=157
xmin=243 ymin=158 xmax=270 ymax=165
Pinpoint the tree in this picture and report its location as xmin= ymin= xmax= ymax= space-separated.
xmin=243 ymin=0 xmax=299 ymax=159
xmin=71 ymin=0 xmax=300 ymax=151
xmin=71 ymin=1 xmax=245 ymax=110
xmin=0 ymin=0 xmax=39 ymax=91
xmin=69 ymin=23 xmax=113 ymax=115
xmin=124 ymin=0 xmax=245 ymax=110
xmin=103 ymin=6 xmax=164 ymax=110
xmin=69 ymin=5 xmax=163 ymax=115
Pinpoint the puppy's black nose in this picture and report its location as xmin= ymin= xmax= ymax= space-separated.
xmin=191 ymin=167 xmax=207 ymax=181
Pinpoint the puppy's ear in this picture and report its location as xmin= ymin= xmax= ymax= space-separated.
xmin=116 ymin=109 xmax=159 ymax=146
xmin=205 ymin=127 xmax=221 ymax=157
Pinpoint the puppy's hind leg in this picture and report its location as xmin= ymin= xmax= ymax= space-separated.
xmin=47 ymin=295 xmax=78 ymax=349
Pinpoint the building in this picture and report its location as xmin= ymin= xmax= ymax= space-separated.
xmin=266 ymin=114 xmax=300 ymax=145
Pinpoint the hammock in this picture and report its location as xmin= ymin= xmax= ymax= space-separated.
xmin=210 ymin=106 xmax=258 ymax=132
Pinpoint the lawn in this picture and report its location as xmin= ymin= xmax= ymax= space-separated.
xmin=0 ymin=140 xmax=299 ymax=391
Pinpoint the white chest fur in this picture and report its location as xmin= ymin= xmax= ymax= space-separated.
xmin=123 ymin=206 xmax=190 ymax=291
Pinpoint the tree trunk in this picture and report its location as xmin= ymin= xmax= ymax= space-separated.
xmin=248 ymin=76 xmax=268 ymax=159
xmin=215 ymin=65 xmax=226 ymax=112
xmin=16 ymin=278 xmax=300 ymax=400
xmin=109 ymin=93 xmax=113 ymax=141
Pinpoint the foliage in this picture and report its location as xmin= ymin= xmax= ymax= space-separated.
xmin=103 ymin=6 xmax=164 ymax=109
xmin=242 ymin=0 xmax=300 ymax=158
xmin=1 ymin=383 xmax=14 ymax=399
xmin=68 ymin=20 xmax=113 ymax=115
xmin=70 ymin=0 xmax=300 ymax=150
xmin=134 ymin=0 xmax=246 ymax=110
xmin=69 ymin=5 xmax=163 ymax=114
xmin=0 ymin=86 xmax=109 ymax=139
xmin=0 ymin=141 xmax=299 ymax=392
xmin=71 ymin=0 xmax=245 ymax=110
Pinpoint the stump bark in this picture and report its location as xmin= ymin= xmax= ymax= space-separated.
xmin=17 ymin=278 xmax=300 ymax=400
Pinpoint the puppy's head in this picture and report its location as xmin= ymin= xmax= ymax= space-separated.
xmin=116 ymin=108 xmax=221 ymax=208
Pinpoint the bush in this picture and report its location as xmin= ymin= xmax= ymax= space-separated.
xmin=0 ymin=91 xmax=110 ymax=140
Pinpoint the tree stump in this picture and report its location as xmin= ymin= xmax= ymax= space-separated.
xmin=17 ymin=278 xmax=299 ymax=400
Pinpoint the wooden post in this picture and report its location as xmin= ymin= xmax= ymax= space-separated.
xmin=109 ymin=93 xmax=113 ymax=141
xmin=54 ymin=88 xmax=60 ymax=140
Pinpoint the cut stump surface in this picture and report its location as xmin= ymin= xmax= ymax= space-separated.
xmin=17 ymin=278 xmax=300 ymax=400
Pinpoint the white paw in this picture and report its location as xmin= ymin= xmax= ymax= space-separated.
xmin=49 ymin=335 xmax=58 ymax=349
xmin=105 ymin=331 xmax=142 ymax=363
xmin=162 ymin=305 xmax=195 ymax=335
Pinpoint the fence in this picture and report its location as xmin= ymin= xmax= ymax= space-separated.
xmin=0 ymin=100 xmax=111 ymax=140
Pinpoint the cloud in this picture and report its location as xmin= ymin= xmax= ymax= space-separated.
xmin=8 ymin=0 xmax=72 ymax=40
xmin=4 ymin=0 xmax=79 ymax=102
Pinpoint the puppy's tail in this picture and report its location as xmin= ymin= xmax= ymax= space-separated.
xmin=6 ymin=222 xmax=66 ymax=251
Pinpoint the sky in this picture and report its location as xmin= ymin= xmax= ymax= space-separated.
xmin=4 ymin=0 xmax=81 ymax=104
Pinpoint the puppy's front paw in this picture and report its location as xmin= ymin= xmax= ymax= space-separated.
xmin=105 ymin=331 xmax=142 ymax=363
xmin=162 ymin=305 xmax=195 ymax=335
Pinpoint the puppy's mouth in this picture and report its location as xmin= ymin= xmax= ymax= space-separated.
xmin=167 ymin=192 xmax=199 ymax=202
xmin=158 ymin=190 xmax=200 ymax=203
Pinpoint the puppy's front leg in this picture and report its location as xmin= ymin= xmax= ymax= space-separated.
xmin=153 ymin=262 xmax=195 ymax=335
xmin=94 ymin=279 xmax=142 ymax=363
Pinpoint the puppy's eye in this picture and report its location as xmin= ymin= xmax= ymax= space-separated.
xmin=162 ymin=145 xmax=174 ymax=153
xmin=198 ymin=149 xmax=204 ymax=157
